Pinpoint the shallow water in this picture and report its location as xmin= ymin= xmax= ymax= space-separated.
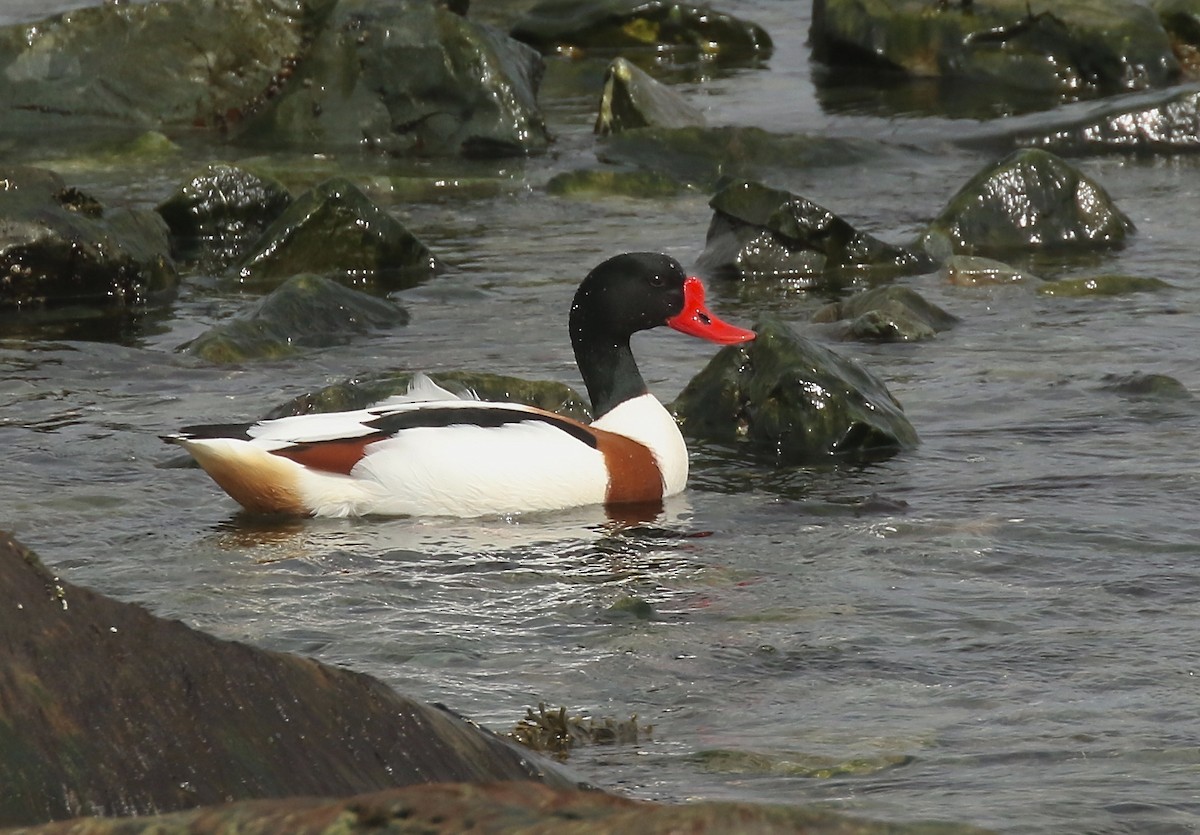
xmin=4 ymin=2 xmax=1200 ymax=832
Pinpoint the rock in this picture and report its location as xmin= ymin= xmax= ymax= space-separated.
xmin=597 ymin=127 xmax=880 ymax=190
xmin=156 ymin=163 xmax=293 ymax=273
xmin=1036 ymin=274 xmax=1172 ymax=297
xmin=5 ymin=781 xmax=992 ymax=835
xmin=673 ymin=317 xmax=919 ymax=463
xmin=545 ymin=168 xmax=685 ymax=198
xmin=695 ymin=180 xmax=934 ymax=287
xmin=1101 ymin=372 xmax=1194 ymax=400
xmin=0 ymin=167 xmax=176 ymax=313
xmin=939 ymin=255 xmax=1042 ymax=287
xmin=1155 ymin=0 xmax=1200 ymax=75
xmin=232 ymin=177 xmax=443 ymax=293
xmin=921 ymin=149 xmax=1134 ymax=259
xmin=233 ymin=0 xmax=550 ymax=157
xmin=183 ymin=274 xmax=410 ymax=363
xmin=594 ymin=57 xmax=706 ymax=136
xmin=1011 ymin=87 xmax=1200 ymax=155
xmin=511 ymin=0 xmax=773 ymax=65
xmin=265 ymin=370 xmax=592 ymax=422
xmin=814 ymin=286 xmax=959 ymax=342
xmin=0 ymin=532 xmax=574 ymax=827
xmin=811 ymin=0 xmax=1180 ymax=103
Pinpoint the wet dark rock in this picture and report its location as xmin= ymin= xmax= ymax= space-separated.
xmin=921 ymin=149 xmax=1134 ymax=259
xmin=0 ymin=531 xmax=574 ymax=827
xmin=0 ymin=167 xmax=176 ymax=315
xmin=233 ymin=0 xmax=549 ymax=157
xmin=266 ymin=370 xmax=592 ymax=422
xmin=1037 ymin=274 xmax=1172 ymax=297
xmin=1011 ymin=86 xmax=1200 ymax=155
xmin=156 ymin=164 xmax=293 ymax=273
xmin=939 ymin=254 xmax=1042 ymax=287
xmin=695 ymin=180 xmax=934 ymax=287
xmin=232 ymin=177 xmax=443 ymax=293
xmin=184 ymin=274 xmax=409 ymax=363
xmin=814 ymin=286 xmax=959 ymax=342
xmin=545 ymin=168 xmax=686 ymax=198
xmin=597 ymin=127 xmax=880 ymax=190
xmin=811 ymin=0 xmax=1180 ymax=104
xmin=511 ymin=0 xmax=773 ymax=65
xmin=0 ymin=0 xmax=549 ymax=159
xmin=1155 ymin=0 xmax=1200 ymax=75
xmin=595 ymin=57 xmax=706 ymax=136
xmin=7 ymin=780 xmax=992 ymax=835
xmin=673 ymin=317 xmax=919 ymax=463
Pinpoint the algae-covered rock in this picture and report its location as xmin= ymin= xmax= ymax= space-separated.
xmin=939 ymin=255 xmax=1041 ymax=287
xmin=812 ymin=0 xmax=1180 ymax=102
xmin=922 ymin=149 xmax=1134 ymax=258
xmin=0 ymin=532 xmax=574 ymax=827
xmin=595 ymin=56 xmax=706 ymax=136
xmin=1037 ymin=274 xmax=1172 ymax=297
xmin=693 ymin=748 xmax=913 ymax=778
xmin=156 ymin=163 xmax=292 ymax=272
xmin=1013 ymin=87 xmax=1200 ymax=155
xmin=1155 ymin=0 xmax=1200 ymax=75
xmin=233 ymin=177 xmax=443 ymax=292
xmin=512 ymin=0 xmax=772 ymax=65
xmin=185 ymin=274 xmax=409 ymax=363
xmin=233 ymin=0 xmax=550 ymax=157
xmin=0 ymin=167 xmax=176 ymax=312
xmin=696 ymin=180 xmax=934 ymax=287
xmin=266 ymin=370 xmax=592 ymax=422
xmin=597 ymin=126 xmax=879 ymax=189
xmin=814 ymin=285 xmax=959 ymax=342
xmin=510 ymin=703 xmax=652 ymax=760
xmin=1101 ymin=372 xmax=1194 ymax=400
xmin=673 ymin=317 xmax=918 ymax=463
xmin=545 ymin=168 xmax=685 ymax=198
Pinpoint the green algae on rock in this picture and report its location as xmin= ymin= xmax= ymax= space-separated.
xmin=693 ymin=747 xmax=914 ymax=779
xmin=545 ymin=168 xmax=686 ymax=198
xmin=673 ymin=317 xmax=919 ymax=463
xmin=511 ymin=0 xmax=773 ymax=65
xmin=233 ymin=177 xmax=443 ymax=293
xmin=811 ymin=0 xmax=1180 ymax=104
xmin=595 ymin=56 xmax=706 ymax=136
xmin=696 ymin=180 xmax=934 ymax=287
xmin=939 ymin=254 xmax=1042 ymax=287
xmin=921 ymin=149 xmax=1134 ymax=259
xmin=510 ymin=703 xmax=653 ymax=760
xmin=184 ymin=274 xmax=409 ymax=363
xmin=813 ymin=285 xmax=959 ymax=342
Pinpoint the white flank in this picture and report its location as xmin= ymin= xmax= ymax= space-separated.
xmin=591 ymin=393 xmax=689 ymax=496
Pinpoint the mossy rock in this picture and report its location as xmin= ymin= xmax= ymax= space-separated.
xmin=232 ymin=177 xmax=443 ymax=293
xmin=814 ymin=285 xmax=959 ymax=342
xmin=1037 ymin=274 xmax=1172 ymax=297
xmin=545 ymin=168 xmax=685 ymax=198
xmin=673 ymin=317 xmax=919 ymax=463
xmin=184 ymin=274 xmax=409 ymax=363
xmin=939 ymin=255 xmax=1042 ymax=287
xmin=594 ymin=56 xmax=705 ymax=136
xmin=696 ymin=180 xmax=934 ymax=286
xmin=922 ymin=149 xmax=1134 ymax=258
xmin=1101 ymin=372 xmax=1194 ymax=400
xmin=511 ymin=0 xmax=772 ymax=65
xmin=265 ymin=370 xmax=592 ymax=422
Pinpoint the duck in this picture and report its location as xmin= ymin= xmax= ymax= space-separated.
xmin=164 ymin=252 xmax=755 ymax=518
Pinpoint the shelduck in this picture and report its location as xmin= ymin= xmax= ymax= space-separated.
xmin=164 ymin=252 xmax=755 ymax=518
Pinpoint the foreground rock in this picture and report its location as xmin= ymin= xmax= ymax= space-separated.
xmin=594 ymin=57 xmax=706 ymax=136
xmin=696 ymin=180 xmax=933 ymax=287
xmin=13 ymin=781 xmax=992 ymax=834
xmin=0 ymin=532 xmax=574 ymax=827
xmin=184 ymin=275 xmax=411 ymax=363
xmin=0 ymin=167 xmax=176 ymax=313
xmin=673 ymin=318 xmax=919 ymax=463
xmin=811 ymin=0 xmax=1180 ymax=104
xmin=921 ymin=149 xmax=1134 ymax=259
xmin=0 ymin=0 xmax=549 ymax=158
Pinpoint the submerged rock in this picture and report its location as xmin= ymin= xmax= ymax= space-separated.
xmin=511 ymin=0 xmax=773 ymax=65
xmin=1011 ymin=87 xmax=1200 ymax=155
xmin=673 ymin=318 xmax=918 ymax=463
xmin=813 ymin=286 xmax=959 ymax=342
xmin=156 ymin=163 xmax=293 ymax=272
xmin=545 ymin=168 xmax=686 ymax=198
xmin=695 ymin=180 xmax=933 ymax=287
xmin=184 ymin=274 xmax=410 ymax=363
xmin=0 ymin=532 xmax=573 ymax=827
xmin=0 ymin=167 xmax=176 ymax=313
xmin=233 ymin=177 xmax=443 ymax=293
xmin=595 ymin=56 xmax=706 ymax=135
xmin=811 ymin=0 xmax=1180 ymax=102
xmin=922 ymin=149 xmax=1134 ymax=258
xmin=939 ymin=255 xmax=1042 ymax=287
xmin=266 ymin=370 xmax=592 ymax=422
xmin=1037 ymin=274 xmax=1172 ymax=297
xmin=1101 ymin=371 xmax=1194 ymax=400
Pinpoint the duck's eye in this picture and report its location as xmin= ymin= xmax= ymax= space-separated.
xmin=648 ymin=272 xmax=666 ymax=287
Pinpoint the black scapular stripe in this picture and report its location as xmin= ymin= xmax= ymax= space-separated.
xmin=174 ymin=421 xmax=255 ymax=441
xmin=363 ymin=406 xmax=598 ymax=449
